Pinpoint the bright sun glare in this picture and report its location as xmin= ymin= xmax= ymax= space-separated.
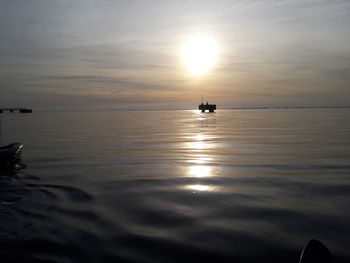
xmin=181 ymin=37 xmax=218 ymax=76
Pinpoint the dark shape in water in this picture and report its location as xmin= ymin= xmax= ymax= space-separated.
xmin=299 ymin=239 xmax=333 ymax=263
xmin=0 ymin=143 xmax=23 ymax=170
xmin=0 ymin=161 xmax=26 ymax=176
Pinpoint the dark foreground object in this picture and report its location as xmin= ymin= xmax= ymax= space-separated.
xmin=0 ymin=143 xmax=23 ymax=168
xmin=299 ymin=239 xmax=333 ymax=263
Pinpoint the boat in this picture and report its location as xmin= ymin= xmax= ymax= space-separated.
xmin=0 ymin=143 xmax=23 ymax=167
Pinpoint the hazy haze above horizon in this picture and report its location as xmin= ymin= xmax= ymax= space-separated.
xmin=1 ymin=0 xmax=349 ymax=110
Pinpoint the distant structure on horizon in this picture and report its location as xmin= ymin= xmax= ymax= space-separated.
xmin=0 ymin=107 xmax=32 ymax=114
xmin=198 ymin=96 xmax=216 ymax=113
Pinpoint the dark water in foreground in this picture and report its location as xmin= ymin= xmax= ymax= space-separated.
xmin=0 ymin=109 xmax=349 ymax=263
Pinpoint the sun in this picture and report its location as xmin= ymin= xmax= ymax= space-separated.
xmin=181 ymin=37 xmax=218 ymax=76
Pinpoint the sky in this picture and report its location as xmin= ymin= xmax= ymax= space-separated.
xmin=0 ymin=0 xmax=349 ymax=110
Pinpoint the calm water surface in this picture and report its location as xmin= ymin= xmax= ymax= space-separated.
xmin=0 ymin=109 xmax=349 ymax=262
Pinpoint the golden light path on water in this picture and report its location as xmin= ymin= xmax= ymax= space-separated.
xmin=188 ymin=165 xmax=212 ymax=177
xmin=185 ymin=184 xmax=217 ymax=192
xmin=183 ymin=113 xmax=217 ymax=192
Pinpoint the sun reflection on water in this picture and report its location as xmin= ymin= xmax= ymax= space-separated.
xmin=183 ymin=127 xmax=218 ymax=191
xmin=186 ymin=133 xmax=215 ymax=177
xmin=185 ymin=184 xmax=215 ymax=192
xmin=189 ymin=156 xmax=213 ymax=164
xmin=194 ymin=134 xmax=204 ymax=141
xmin=188 ymin=165 xmax=212 ymax=178
xmin=185 ymin=133 xmax=213 ymax=152
xmin=191 ymin=141 xmax=207 ymax=151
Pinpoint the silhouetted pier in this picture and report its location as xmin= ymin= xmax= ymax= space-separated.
xmin=0 ymin=108 xmax=32 ymax=114
xmin=199 ymin=102 xmax=216 ymax=113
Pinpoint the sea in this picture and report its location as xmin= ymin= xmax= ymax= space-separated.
xmin=0 ymin=109 xmax=349 ymax=263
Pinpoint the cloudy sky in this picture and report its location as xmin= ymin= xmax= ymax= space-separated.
xmin=1 ymin=0 xmax=349 ymax=110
